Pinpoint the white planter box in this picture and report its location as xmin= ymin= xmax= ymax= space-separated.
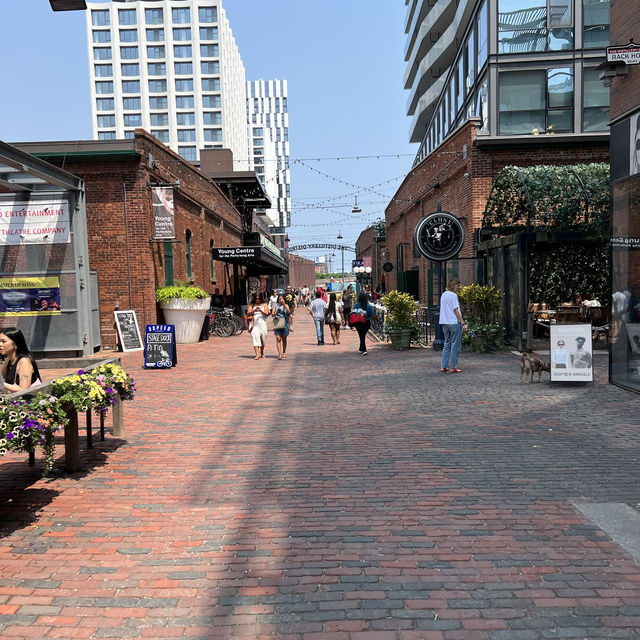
xmin=159 ymin=297 xmax=211 ymax=344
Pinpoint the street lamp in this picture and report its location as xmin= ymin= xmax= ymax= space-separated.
xmin=50 ymin=0 xmax=87 ymax=10
xmin=337 ymin=232 xmax=345 ymax=290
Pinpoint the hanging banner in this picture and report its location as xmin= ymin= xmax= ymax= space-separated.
xmin=0 ymin=199 xmax=70 ymax=245
xmin=0 ymin=277 xmax=62 ymax=316
xmin=152 ymin=187 xmax=175 ymax=240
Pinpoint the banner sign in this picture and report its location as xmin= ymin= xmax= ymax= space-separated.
xmin=212 ymin=246 xmax=260 ymax=260
xmin=550 ymin=324 xmax=593 ymax=382
xmin=144 ymin=324 xmax=176 ymax=368
xmin=152 ymin=187 xmax=175 ymax=240
xmin=114 ymin=310 xmax=143 ymax=352
xmin=414 ymin=211 xmax=465 ymax=261
xmin=0 ymin=199 xmax=70 ymax=245
xmin=607 ymin=42 xmax=640 ymax=65
xmin=0 ymin=277 xmax=61 ymax=316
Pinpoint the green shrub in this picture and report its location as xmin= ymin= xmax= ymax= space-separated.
xmin=155 ymin=282 xmax=209 ymax=303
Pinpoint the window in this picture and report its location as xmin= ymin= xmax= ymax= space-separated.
xmin=173 ymin=45 xmax=192 ymax=58
xmin=124 ymin=130 xmax=135 ymax=139
xmin=200 ymin=44 xmax=218 ymax=57
xmin=200 ymin=27 xmax=218 ymax=40
xmin=202 ymin=78 xmax=220 ymax=91
xmin=96 ymin=98 xmax=114 ymax=111
xmin=477 ymin=0 xmax=488 ymax=68
xmin=92 ymin=10 xmax=110 ymax=26
xmin=121 ymin=46 xmax=139 ymax=59
xmin=120 ymin=29 xmax=138 ymax=43
xmin=121 ymin=63 xmax=140 ymax=76
xmin=97 ymin=115 xmax=115 ymax=128
xmin=93 ymin=47 xmax=112 ymax=60
xmin=204 ymin=129 xmax=222 ymax=142
xmin=176 ymin=95 xmax=195 ymax=108
xmin=146 ymin=28 xmax=164 ymax=41
xmin=176 ymin=79 xmax=194 ymax=92
xmin=93 ymin=30 xmax=111 ymax=43
xmin=173 ymin=8 xmax=190 ymax=23
xmin=147 ymin=45 xmax=165 ymax=58
xmin=583 ymin=0 xmax=610 ymax=48
xmin=253 ymin=138 xmax=263 ymax=146
xmin=164 ymin=240 xmax=174 ymax=286
xmin=201 ymin=61 xmax=219 ymax=74
xmin=151 ymin=113 xmax=169 ymax=126
xmin=185 ymin=229 xmax=192 ymax=279
xmin=173 ymin=28 xmax=191 ymax=41
xmin=210 ymin=239 xmax=216 ymax=283
xmin=149 ymin=79 xmax=167 ymax=93
xmin=203 ymin=95 xmax=221 ymax=108
xmin=176 ymin=112 xmax=195 ymax=125
xmin=203 ymin=111 xmax=222 ymax=125
xmin=148 ymin=62 xmax=166 ymax=75
xmin=122 ymin=80 xmax=141 ymax=93
xmin=178 ymin=146 xmax=197 ymax=162
xmin=152 ymin=130 xmax=170 ymax=143
xmin=175 ymin=62 xmax=193 ymax=75
xmin=583 ymin=67 xmax=610 ymax=130
xmin=118 ymin=8 xmax=136 ymax=25
xmin=253 ymin=127 xmax=264 ymax=136
xmin=149 ymin=96 xmax=168 ymax=109
xmin=123 ymin=97 xmax=141 ymax=110
xmin=145 ymin=8 xmax=163 ymax=24
xmin=124 ymin=114 xmax=142 ymax=127
xmin=284 ymin=127 xmax=289 ymax=142
xmin=283 ymin=97 xmax=287 ymax=112
xmin=178 ymin=129 xmax=196 ymax=142
xmin=95 ymin=81 xmax=113 ymax=94
xmin=199 ymin=7 xmax=218 ymax=22
xmin=98 ymin=131 xmax=116 ymax=140
xmin=547 ymin=67 xmax=573 ymax=132
xmin=94 ymin=64 xmax=113 ymax=77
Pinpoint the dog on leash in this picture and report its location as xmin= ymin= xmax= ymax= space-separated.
xmin=520 ymin=353 xmax=550 ymax=383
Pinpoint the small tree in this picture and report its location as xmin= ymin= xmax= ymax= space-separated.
xmin=457 ymin=284 xmax=502 ymax=325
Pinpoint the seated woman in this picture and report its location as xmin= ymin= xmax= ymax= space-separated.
xmin=0 ymin=327 xmax=42 ymax=393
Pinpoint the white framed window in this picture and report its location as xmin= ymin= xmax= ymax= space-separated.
xmin=177 ymin=113 xmax=195 ymax=125
xmin=174 ymin=45 xmax=192 ymax=58
xmin=200 ymin=27 xmax=218 ymax=40
xmin=147 ymin=45 xmax=165 ymax=58
xmin=94 ymin=64 xmax=113 ymax=77
xmin=176 ymin=95 xmax=195 ymax=108
xmin=121 ymin=46 xmax=139 ymax=59
xmin=178 ymin=129 xmax=196 ymax=142
xmin=148 ymin=63 xmax=166 ymax=75
xmin=149 ymin=79 xmax=167 ymax=93
xmin=95 ymin=81 xmax=114 ymax=94
xmin=121 ymin=63 xmax=140 ymax=77
xmin=124 ymin=114 xmax=142 ymax=127
xmin=149 ymin=96 xmax=168 ymax=109
xmin=178 ymin=146 xmax=197 ymax=162
xmin=122 ymin=80 xmax=141 ymax=93
xmin=200 ymin=44 xmax=218 ymax=57
xmin=199 ymin=7 xmax=217 ymax=23
xmin=146 ymin=28 xmax=164 ymax=42
xmin=118 ymin=9 xmax=137 ymax=25
xmin=172 ymin=8 xmax=191 ymax=23
xmin=203 ymin=112 xmax=222 ymax=125
xmin=123 ymin=97 xmax=141 ymax=110
xmin=175 ymin=62 xmax=193 ymax=75
xmin=119 ymin=29 xmax=138 ymax=42
xmin=92 ymin=10 xmax=110 ymax=26
xmin=176 ymin=79 xmax=194 ymax=92
xmin=152 ymin=130 xmax=170 ymax=143
xmin=94 ymin=47 xmax=112 ymax=60
xmin=93 ymin=30 xmax=111 ymax=43
xmin=173 ymin=28 xmax=191 ymax=41
xmin=96 ymin=98 xmax=114 ymax=111
xmin=203 ymin=94 xmax=221 ymax=108
xmin=201 ymin=61 xmax=219 ymax=74
xmin=151 ymin=113 xmax=169 ymax=126
xmin=202 ymin=78 xmax=220 ymax=91
xmin=145 ymin=8 xmax=163 ymax=25
xmin=98 ymin=131 xmax=117 ymax=140
xmin=97 ymin=115 xmax=115 ymax=128
xmin=204 ymin=129 xmax=222 ymax=142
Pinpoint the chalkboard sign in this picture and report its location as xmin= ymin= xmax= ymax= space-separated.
xmin=114 ymin=310 xmax=143 ymax=352
xmin=144 ymin=324 xmax=176 ymax=368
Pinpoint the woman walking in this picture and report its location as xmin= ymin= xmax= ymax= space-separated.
xmin=341 ymin=284 xmax=354 ymax=327
xmin=325 ymin=293 xmax=343 ymax=344
xmin=439 ymin=278 xmax=467 ymax=373
xmin=246 ymin=293 xmax=269 ymax=359
xmin=0 ymin=327 xmax=42 ymax=393
xmin=271 ymin=293 xmax=290 ymax=360
xmin=351 ymin=292 xmax=374 ymax=355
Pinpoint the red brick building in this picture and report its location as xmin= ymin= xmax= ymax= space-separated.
xmin=286 ymin=254 xmax=316 ymax=290
xmin=355 ymin=225 xmax=387 ymax=293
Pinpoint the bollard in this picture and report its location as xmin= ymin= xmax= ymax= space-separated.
xmin=100 ymin=412 xmax=105 ymax=441
xmin=85 ymin=410 xmax=93 ymax=448
xmin=64 ymin=407 xmax=79 ymax=473
xmin=112 ymin=397 xmax=125 ymax=438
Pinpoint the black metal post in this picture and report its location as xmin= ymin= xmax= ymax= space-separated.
xmin=433 ymin=260 xmax=444 ymax=351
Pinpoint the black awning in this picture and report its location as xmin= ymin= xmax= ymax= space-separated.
xmin=212 ymin=246 xmax=288 ymax=275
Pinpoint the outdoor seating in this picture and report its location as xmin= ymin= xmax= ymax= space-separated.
xmin=556 ymin=306 xmax=582 ymax=324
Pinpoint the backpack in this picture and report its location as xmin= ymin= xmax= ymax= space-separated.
xmin=349 ymin=309 xmax=367 ymax=324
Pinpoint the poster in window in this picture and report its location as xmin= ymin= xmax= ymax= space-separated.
xmin=114 ymin=310 xmax=143 ymax=352
xmin=0 ymin=198 xmax=70 ymax=245
xmin=549 ymin=323 xmax=593 ymax=382
xmin=0 ymin=277 xmax=62 ymax=316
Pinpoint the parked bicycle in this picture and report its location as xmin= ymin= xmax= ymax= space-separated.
xmin=207 ymin=307 xmax=244 ymax=337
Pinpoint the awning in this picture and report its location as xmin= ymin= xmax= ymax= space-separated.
xmin=212 ymin=246 xmax=288 ymax=275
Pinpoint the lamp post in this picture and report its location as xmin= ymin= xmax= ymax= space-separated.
xmin=337 ymin=232 xmax=344 ymax=290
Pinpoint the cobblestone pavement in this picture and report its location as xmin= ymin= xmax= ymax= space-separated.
xmin=2 ymin=314 xmax=640 ymax=640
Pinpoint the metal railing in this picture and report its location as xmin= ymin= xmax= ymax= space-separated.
xmin=368 ymin=305 xmax=438 ymax=346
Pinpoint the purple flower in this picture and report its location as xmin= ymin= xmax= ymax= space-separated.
xmin=6 ymin=432 xmax=14 ymax=440
xmin=78 ymin=369 xmax=85 ymax=375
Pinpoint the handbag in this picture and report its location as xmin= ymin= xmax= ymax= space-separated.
xmin=273 ymin=315 xmax=286 ymax=330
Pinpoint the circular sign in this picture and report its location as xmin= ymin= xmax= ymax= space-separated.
xmin=413 ymin=211 xmax=465 ymax=261
xmin=382 ymin=261 xmax=394 ymax=273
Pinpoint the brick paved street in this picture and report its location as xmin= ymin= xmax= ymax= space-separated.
xmin=2 ymin=314 xmax=640 ymax=640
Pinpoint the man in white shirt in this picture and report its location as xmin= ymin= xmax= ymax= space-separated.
xmin=309 ymin=291 xmax=327 ymax=345
xmin=439 ymin=278 xmax=467 ymax=373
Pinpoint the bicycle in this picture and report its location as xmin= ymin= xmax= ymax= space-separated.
xmin=207 ymin=307 xmax=244 ymax=337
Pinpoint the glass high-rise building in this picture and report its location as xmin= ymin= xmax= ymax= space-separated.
xmin=405 ymin=0 xmax=611 ymax=166
xmin=247 ymin=79 xmax=291 ymax=242
xmin=86 ymin=0 xmax=249 ymax=167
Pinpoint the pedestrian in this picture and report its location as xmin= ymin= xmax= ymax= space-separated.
xmin=325 ymin=292 xmax=343 ymax=345
xmin=284 ymin=285 xmax=296 ymax=332
xmin=341 ymin=284 xmax=354 ymax=327
xmin=351 ymin=292 xmax=374 ymax=355
xmin=309 ymin=290 xmax=327 ymax=345
xmin=439 ymin=278 xmax=467 ymax=373
xmin=271 ymin=293 xmax=290 ymax=360
xmin=246 ymin=293 xmax=269 ymax=360
xmin=0 ymin=327 xmax=42 ymax=393
xmin=268 ymin=289 xmax=278 ymax=311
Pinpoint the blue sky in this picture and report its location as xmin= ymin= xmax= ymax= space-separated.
xmin=0 ymin=1 xmax=416 ymax=263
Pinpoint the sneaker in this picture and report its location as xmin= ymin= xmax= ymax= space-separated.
xmin=361 ymin=350 xmax=368 ymax=355
xmin=318 ymin=340 xmax=322 ymax=345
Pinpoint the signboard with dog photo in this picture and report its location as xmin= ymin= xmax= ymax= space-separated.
xmin=549 ymin=324 xmax=594 ymax=382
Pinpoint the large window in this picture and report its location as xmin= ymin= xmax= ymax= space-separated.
xmin=146 ymin=28 xmax=164 ymax=41
xmin=91 ymin=10 xmax=110 ymax=26
xmin=119 ymin=29 xmax=138 ymax=42
xmin=94 ymin=64 xmax=113 ymax=77
xmin=175 ymin=62 xmax=193 ymax=75
xmin=145 ymin=8 xmax=163 ymax=25
xmin=200 ymin=27 xmax=218 ymax=40
xmin=151 ymin=113 xmax=169 ymax=126
xmin=118 ymin=9 xmax=136 ymax=25
xmin=174 ymin=45 xmax=192 ymax=58
xmin=123 ymin=97 xmax=141 ymax=110
xmin=200 ymin=44 xmax=218 ymax=57
xmin=97 ymin=115 xmax=115 ymax=128
xmin=96 ymin=98 xmax=114 ymax=111
xmin=203 ymin=95 xmax=221 ymax=108
xmin=148 ymin=62 xmax=166 ymax=75
xmin=121 ymin=46 xmax=139 ymax=59
xmin=203 ymin=111 xmax=221 ymax=125
xmin=204 ymin=129 xmax=222 ymax=142
xmin=149 ymin=79 xmax=167 ymax=93
xmin=201 ymin=61 xmax=219 ymax=74
xmin=121 ymin=63 xmax=140 ymax=77
xmin=124 ymin=114 xmax=142 ymax=127
xmin=122 ymin=80 xmax=140 ymax=93
xmin=199 ymin=7 xmax=218 ymax=23
xmin=177 ymin=113 xmax=195 ymax=125
xmin=583 ymin=0 xmax=609 ymax=48
xmin=147 ymin=45 xmax=165 ymax=58
xmin=149 ymin=96 xmax=168 ymax=109
xmin=173 ymin=8 xmax=191 ymax=23
xmin=173 ymin=28 xmax=191 ymax=41
xmin=176 ymin=95 xmax=195 ymax=108
xmin=178 ymin=129 xmax=196 ymax=142
xmin=93 ymin=30 xmax=111 ymax=43
xmin=202 ymin=78 xmax=220 ymax=91
xmin=547 ymin=67 xmax=573 ymax=132
xmin=98 ymin=132 xmax=116 ymax=140
xmin=176 ymin=79 xmax=194 ymax=92
xmin=477 ymin=0 xmax=488 ymax=69
xmin=178 ymin=146 xmax=197 ymax=162
xmin=93 ymin=47 xmax=112 ymax=60
xmin=152 ymin=130 xmax=170 ymax=143
xmin=95 ymin=81 xmax=114 ymax=94
xmin=583 ymin=67 xmax=610 ymax=131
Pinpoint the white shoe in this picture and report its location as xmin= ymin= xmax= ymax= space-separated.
xmin=361 ymin=350 xmax=368 ymax=355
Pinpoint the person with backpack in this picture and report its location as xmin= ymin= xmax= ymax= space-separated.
xmin=350 ymin=292 xmax=374 ymax=355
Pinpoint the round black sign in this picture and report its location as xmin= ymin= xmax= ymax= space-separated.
xmin=382 ymin=261 xmax=393 ymax=273
xmin=413 ymin=211 xmax=465 ymax=261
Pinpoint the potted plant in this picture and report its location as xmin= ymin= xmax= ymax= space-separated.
xmin=381 ymin=290 xmax=418 ymax=350
xmin=155 ymin=282 xmax=211 ymax=344
xmin=458 ymin=284 xmax=504 ymax=352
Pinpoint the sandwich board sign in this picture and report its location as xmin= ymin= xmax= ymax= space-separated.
xmin=144 ymin=324 xmax=176 ymax=368
xmin=114 ymin=310 xmax=143 ymax=352
xmin=549 ymin=324 xmax=593 ymax=383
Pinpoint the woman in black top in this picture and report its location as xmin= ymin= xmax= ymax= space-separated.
xmin=0 ymin=327 xmax=41 ymax=393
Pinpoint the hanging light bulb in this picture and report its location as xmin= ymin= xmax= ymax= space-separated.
xmin=352 ymin=196 xmax=361 ymax=214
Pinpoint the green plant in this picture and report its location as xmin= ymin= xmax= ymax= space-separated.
xmin=381 ymin=290 xmax=419 ymax=332
xmin=462 ymin=320 xmax=504 ymax=353
xmin=458 ymin=284 xmax=502 ymax=325
xmin=372 ymin=218 xmax=386 ymax=237
xmin=155 ymin=281 xmax=209 ymax=304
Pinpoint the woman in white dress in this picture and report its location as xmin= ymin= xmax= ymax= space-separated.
xmin=247 ymin=293 xmax=269 ymax=359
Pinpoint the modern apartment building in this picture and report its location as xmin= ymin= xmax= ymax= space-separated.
xmin=85 ymin=0 xmax=249 ymax=167
xmin=247 ymin=79 xmax=291 ymax=243
xmin=404 ymin=0 xmax=611 ymax=165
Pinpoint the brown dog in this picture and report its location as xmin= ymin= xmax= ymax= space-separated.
xmin=520 ymin=353 xmax=550 ymax=383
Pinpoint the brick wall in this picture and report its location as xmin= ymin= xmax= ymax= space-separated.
xmin=355 ymin=226 xmax=387 ymax=291
xmin=610 ymin=0 xmax=640 ymax=120
xmin=287 ymin=254 xmax=315 ymax=289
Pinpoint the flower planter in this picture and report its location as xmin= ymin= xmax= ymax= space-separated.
xmin=387 ymin=328 xmax=412 ymax=351
xmin=160 ymin=297 xmax=211 ymax=344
